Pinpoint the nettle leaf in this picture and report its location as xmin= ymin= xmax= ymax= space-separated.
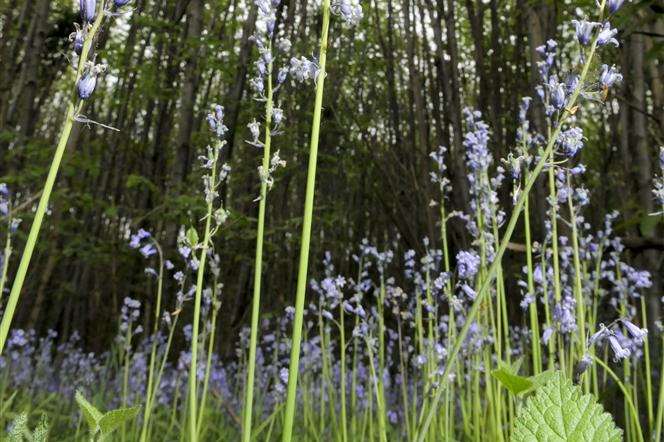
xmin=75 ymin=391 xmax=102 ymax=432
xmin=98 ymin=406 xmax=140 ymax=435
xmin=8 ymin=413 xmax=28 ymax=442
xmin=32 ymin=415 xmax=49 ymax=442
xmin=511 ymin=372 xmax=622 ymax=442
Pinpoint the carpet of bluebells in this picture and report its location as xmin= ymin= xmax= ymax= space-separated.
xmin=1 ymin=0 xmax=663 ymax=441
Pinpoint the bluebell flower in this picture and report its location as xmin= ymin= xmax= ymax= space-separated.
xmin=69 ymin=23 xmax=85 ymax=55
xmin=332 ymin=0 xmax=363 ymax=26
xmin=272 ymin=108 xmax=284 ymax=126
xmin=565 ymin=74 xmax=579 ymax=94
xmin=456 ymin=250 xmax=480 ymax=280
xmin=129 ymin=228 xmax=151 ymax=248
xmin=289 ymin=56 xmax=318 ymax=83
xmin=557 ymin=127 xmax=584 ymax=157
xmin=77 ymin=73 xmax=97 ymax=99
xmin=602 ymin=0 xmax=626 ymax=14
xmin=621 ymin=319 xmax=647 ymax=343
xmin=571 ymin=20 xmax=597 ymax=46
xmin=549 ymin=77 xmax=567 ymax=109
xmin=460 ymin=283 xmax=476 ymax=300
xmin=248 ymin=120 xmax=261 ymax=144
xmin=207 ymin=104 xmax=228 ymax=138
xmin=139 ymin=243 xmax=157 ymax=258
xmin=600 ymin=64 xmax=623 ymax=88
xmin=115 ymin=0 xmax=131 ymax=6
xmin=597 ymin=22 xmax=619 ymax=46
xmin=79 ymin=0 xmax=96 ymax=23
xmin=608 ymin=334 xmax=631 ymax=360
xmin=277 ymin=67 xmax=288 ymax=84
xmin=589 ymin=324 xmax=609 ymax=345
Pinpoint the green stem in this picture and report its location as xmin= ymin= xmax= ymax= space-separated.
xmin=281 ymin=1 xmax=330 ymax=439
xmin=188 ymin=148 xmax=218 ymax=442
xmin=140 ymin=244 xmax=164 ymax=442
xmin=654 ymin=335 xmax=664 ymax=442
xmin=197 ymin=298 xmax=219 ymax=438
xmin=567 ymin=173 xmax=587 ymax=371
xmin=591 ymin=356 xmax=644 ymax=442
xmin=524 ymin=198 xmax=541 ymax=374
xmin=242 ymin=41 xmax=274 ymax=442
xmin=0 ymin=1 xmax=106 ymax=355
xmin=339 ymin=302 xmax=348 ymax=442
xmin=639 ymin=297 xmax=653 ymax=431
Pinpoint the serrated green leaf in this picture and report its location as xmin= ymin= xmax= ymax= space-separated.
xmin=32 ymin=415 xmax=49 ymax=442
xmin=8 ymin=413 xmax=28 ymax=442
xmin=74 ymin=391 xmax=102 ymax=432
xmin=511 ymin=371 xmax=622 ymax=441
xmin=98 ymin=406 xmax=140 ymax=435
xmin=186 ymin=226 xmax=199 ymax=246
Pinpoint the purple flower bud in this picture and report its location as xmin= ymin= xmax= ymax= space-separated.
xmin=597 ymin=23 xmax=619 ymax=47
xmin=70 ymin=24 xmax=85 ymax=55
xmin=77 ymin=73 xmax=97 ymax=99
xmin=80 ymin=0 xmax=96 ymax=23
xmin=272 ymin=108 xmax=284 ymax=126
xmin=571 ymin=20 xmax=597 ymax=46
xmin=550 ymin=78 xmax=567 ymax=110
xmin=115 ymin=0 xmax=131 ymax=6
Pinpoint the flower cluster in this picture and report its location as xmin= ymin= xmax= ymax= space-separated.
xmin=331 ymin=0 xmax=363 ymax=26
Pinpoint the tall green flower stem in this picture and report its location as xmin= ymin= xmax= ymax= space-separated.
xmin=140 ymin=242 xmax=165 ymax=442
xmin=654 ymin=335 xmax=664 ymax=442
xmin=281 ymin=0 xmax=330 ymax=439
xmin=415 ymin=14 xmax=604 ymax=438
xmin=0 ymin=4 xmax=106 ymax=355
xmin=524 ymin=198 xmax=541 ymax=374
xmin=188 ymin=141 xmax=221 ymax=442
xmin=197 ymin=285 xmax=221 ymax=438
xmin=242 ymin=41 xmax=274 ymax=442
xmin=591 ymin=355 xmax=644 ymax=442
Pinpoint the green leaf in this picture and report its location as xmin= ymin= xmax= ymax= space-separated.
xmin=639 ymin=213 xmax=661 ymax=237
xmin=98 ymin=406 xmax=140 ymax=435
xmin=31 ymin=415 xmax=49 ymax=442
xmin=8 ymin=413 xmax=28 ymax=442
xmin=492 ymin=367 xmax=533 ymax=395
xmin=74 ymin=391 xmax=102 ymax=432
xmin=186 ymin=226 xmax=199 ymax=246
xmin=511 ymin=371 xmax=622 ymax=441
